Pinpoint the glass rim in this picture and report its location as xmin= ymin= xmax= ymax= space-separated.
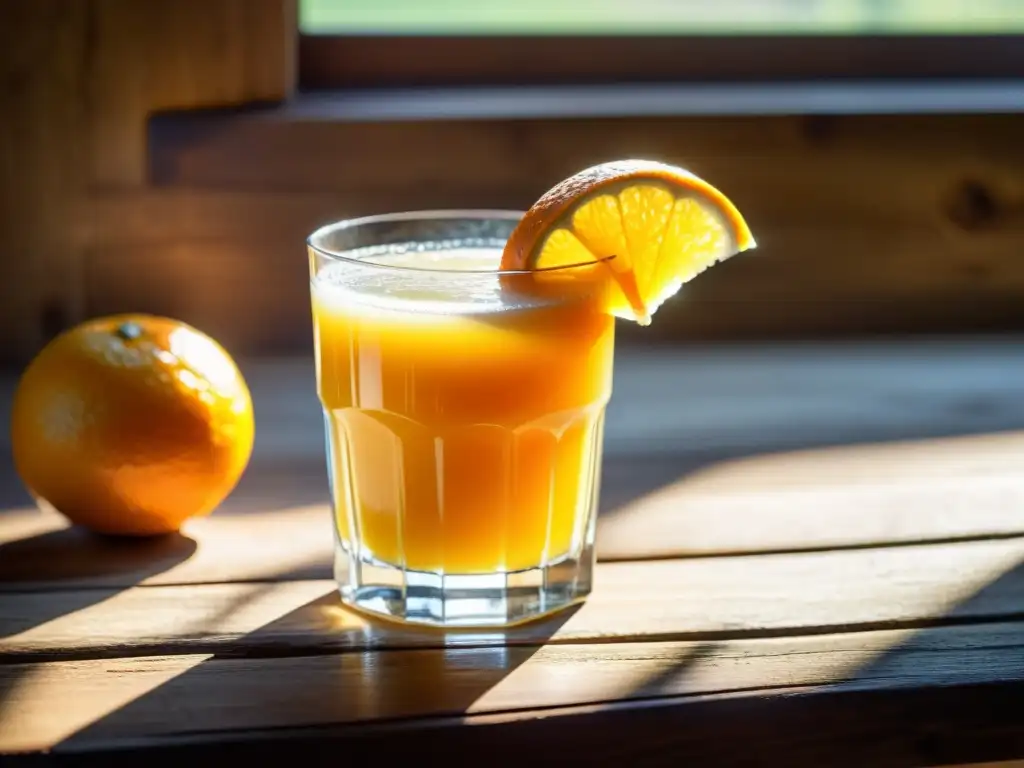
xmin=307 ymin=209 xmax=611 ymax=276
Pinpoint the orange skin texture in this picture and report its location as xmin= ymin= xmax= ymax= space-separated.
xmin=10 ymin=315 xmax=255 ymax=536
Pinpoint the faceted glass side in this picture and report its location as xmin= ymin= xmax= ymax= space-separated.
xmin=327 ymin=404 xmax=605 ymax=627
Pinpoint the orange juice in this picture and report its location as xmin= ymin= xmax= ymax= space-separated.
xmin=311 ymin=245 xmax=614 ymax=580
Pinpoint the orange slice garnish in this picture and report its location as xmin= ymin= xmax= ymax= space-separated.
xmin=500 ymin=159 xmax=755 ymax=324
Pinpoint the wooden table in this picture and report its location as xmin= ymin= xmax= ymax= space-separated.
xmin=2 ymin=339 xmax=1024 ymax=766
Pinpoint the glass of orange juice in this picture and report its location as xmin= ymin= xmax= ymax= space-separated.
xmin=308 ymin=211 xmax=614 ymax=628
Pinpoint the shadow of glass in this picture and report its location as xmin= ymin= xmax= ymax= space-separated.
xmin=234 ymin=589 xmax=591 ymax=654
xmin=608 ymin=641 xmax=722 ymax=700
xmin=20 ymin=513 xmax=1024 ymax=758
xmin=62 ymin=594 xmax=585 ymax=749
xmin=591 ymin=560 xmax=1024 ymax=765
xmin=848 ymin=557 xmax=1024 ymax=683
xmin=810 ymin=557 xmax=1024 ymax=765
xmin=586 ymin=420 xmax=1024 ymax=762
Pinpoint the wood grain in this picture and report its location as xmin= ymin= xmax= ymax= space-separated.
xmin=3 ymin=534 xmax=1024 ymax=659
xmin=2 ymin=622 xmax=1023 ymax=759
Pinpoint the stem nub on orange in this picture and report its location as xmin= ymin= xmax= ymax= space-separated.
xmin=10 ymin=315 xmax=254 ymax=536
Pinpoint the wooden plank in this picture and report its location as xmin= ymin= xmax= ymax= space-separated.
xmin=37 ymin=684 xmax=1024 ymax=768
xmin=151 ymin=107 xmax=1024 ymax=185
xmin=598 ymin=431 xmax=1024 ymax=561
xmin=3 ymin=535 xmax=1024 ymax=659
xmin=123 ymin=109 xmax=1024 ymax=343
xmin=2 ymin=622 xmax=1023 ymax=760
xmin=148 ymin=111 xmax=1024 ymax=230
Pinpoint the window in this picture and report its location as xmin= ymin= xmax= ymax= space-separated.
xmin=301 ymin=0 xmax=1024 ymax=35
xmin=298 ymin=0 xmax=1024 ymax=88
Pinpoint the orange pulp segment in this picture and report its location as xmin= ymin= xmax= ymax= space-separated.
xmin=500 ymin=159 xmax=755 ymax=323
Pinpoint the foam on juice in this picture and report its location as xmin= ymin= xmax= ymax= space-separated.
xmin=312 ymin=243 xmax=555 ymax=317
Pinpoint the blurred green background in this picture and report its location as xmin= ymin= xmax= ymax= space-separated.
xmin=300 ymin=0 xmax=1024 ymax=35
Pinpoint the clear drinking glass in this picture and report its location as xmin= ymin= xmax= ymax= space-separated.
xmin=307 ymin=211 xmax=615 ymax=627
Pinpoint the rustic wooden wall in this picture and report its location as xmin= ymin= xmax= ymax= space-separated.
xmin=2 ymin=0 xmax=1024 ymax=365
xmin=0 ymin=0 xmax=295 ymax=365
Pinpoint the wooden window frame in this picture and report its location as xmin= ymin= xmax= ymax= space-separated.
xmin=298 ymin=33 xmax=1024 ymax=89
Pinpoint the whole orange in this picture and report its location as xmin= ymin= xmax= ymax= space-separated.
xmin=10 ymin=315 xmax=255 ymax=536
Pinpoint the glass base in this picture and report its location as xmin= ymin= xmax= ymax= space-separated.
xmin=335 ymin=547 xmax=594 ymax=628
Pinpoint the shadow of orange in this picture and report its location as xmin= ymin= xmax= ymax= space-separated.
xmin=0 ymin=524 xmax=198 ymax=729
